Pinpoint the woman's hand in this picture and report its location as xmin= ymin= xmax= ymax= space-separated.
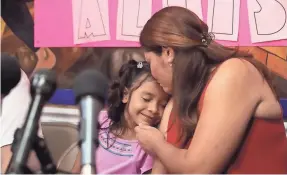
xmin=135 ymin=124 xmax=165 ymax=156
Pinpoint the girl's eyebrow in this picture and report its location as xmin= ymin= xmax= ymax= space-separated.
xmin=142 ymin=91 xmax=155 ymax=97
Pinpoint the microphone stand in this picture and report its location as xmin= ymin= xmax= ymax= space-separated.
xmin=5 ymin=70 xmax=63 ymax=174
xmin=78 ymin=97 xmax=101 ymax=175
xmin=79 ymin=136 xmax=99 ymax=175
xmin=6 ymin=125 xmax=58 ymax=174
xmin=79 ymin=139 xmax=99 ymax=175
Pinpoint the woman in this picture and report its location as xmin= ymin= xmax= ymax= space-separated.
xmin=135 ymin=6 xmax=287 ymax=174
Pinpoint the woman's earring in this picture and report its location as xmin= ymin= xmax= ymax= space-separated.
xmin=169 ymin=60 xmax=173 ymax=67
xmin=122 ymin=96 xmax=128 ymax=103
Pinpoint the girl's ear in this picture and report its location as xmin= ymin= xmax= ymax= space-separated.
xmin=122 ymin=87 xmax=129 ymax=103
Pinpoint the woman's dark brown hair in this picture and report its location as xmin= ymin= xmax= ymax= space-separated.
xmin=140 ymin=6 xmax=275 ymax=147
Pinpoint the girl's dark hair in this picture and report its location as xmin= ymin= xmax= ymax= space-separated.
xmin=105 ymin=59 xmax=153 ymax=137
xmin=140 ymin=6 xmax=276 ymax=147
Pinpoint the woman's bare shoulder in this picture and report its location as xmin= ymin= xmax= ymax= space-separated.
xmin=203 ymin=58 xmax=264 ymax=107
xmin=159 ymin=98 xmax=174 ymax=137
xmin=213 ymin=58 xmax=264 ymax=87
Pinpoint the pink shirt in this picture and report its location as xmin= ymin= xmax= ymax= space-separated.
xmin=96 ymin=111 xmax=153 ymax=174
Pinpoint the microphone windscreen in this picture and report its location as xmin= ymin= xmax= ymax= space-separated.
xmin=1 ymin=53 xmax=21 ymax=96
xmin=30 ymin=69 xmax=57 ymax=99
xmin=31 ymin=69 xmax=57 ymax=84
xmin=73 ymin=69 xmax=109 ymax=104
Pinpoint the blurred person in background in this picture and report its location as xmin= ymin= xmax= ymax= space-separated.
xmin=57 ymin=48 xmax=145 ymax=88
xmin=0 ymin=53 xmax=43 ymax=173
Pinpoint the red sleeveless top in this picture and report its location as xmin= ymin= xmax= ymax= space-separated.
xmin=167 ymin=69 xmax=287 ymax=174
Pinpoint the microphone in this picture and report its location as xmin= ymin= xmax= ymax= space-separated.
xmin=1 ymin=53 xmax=21 ymax=97
xmin=6 ymin=69 xmax=57 ymax=174
xmin=73 ymin=70 xmax=108 ymax=175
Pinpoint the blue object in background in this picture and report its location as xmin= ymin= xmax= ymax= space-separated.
xmin=280 ymin=99 xmax=287 ymax=120
xmin=48 ymin=89 xmax=287 ymax=119
xmin=48 ymin=89 xmax=75 ymax=105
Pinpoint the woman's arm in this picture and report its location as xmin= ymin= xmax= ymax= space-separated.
xmin=151 ymin=98 xmax=173 ymax=174
xmin=152 ymin=59 xmax=263 ymax=173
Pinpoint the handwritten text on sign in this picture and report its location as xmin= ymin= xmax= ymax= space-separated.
xmin=34 ymin=0 xmax=287 ymax=47
xmin=72 ymin=0 xmax=110 ymax=43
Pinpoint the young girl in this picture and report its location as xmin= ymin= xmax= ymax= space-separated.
xmin=72 ymin=60 xmax=169 ymax=174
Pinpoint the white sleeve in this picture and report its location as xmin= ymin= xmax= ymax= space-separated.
xmin=0 ymin=70 xmax=43 ymax=148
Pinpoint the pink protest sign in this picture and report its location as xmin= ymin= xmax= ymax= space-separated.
xmin=34 ymin=0 xmax=287 ymax=47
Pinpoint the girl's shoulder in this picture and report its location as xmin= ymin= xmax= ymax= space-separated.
xmin=98 ymin=110 xmax=110 ymax=127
